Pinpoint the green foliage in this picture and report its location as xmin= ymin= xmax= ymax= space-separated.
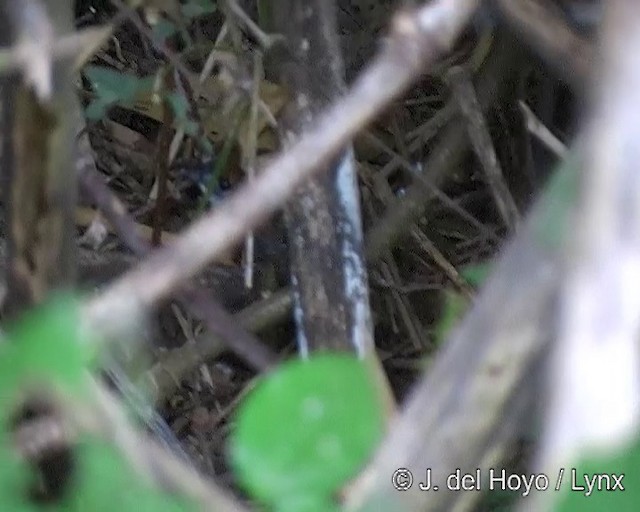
xmin=433 ymin=289 xmax=469 ymax=348
xmin=181 ymin=0 xmax=217 ymax=19
xmin=555 ymin=434 xmax=640 ymax=512
xmin=229 ymin=354 xmax=386 ymax=512
xmin=461 ymin=263 xmax=492 ymax=288
xmin=84 ymin=66 xmax=155 ymax=120
xmin=152 ymin=18 xmax=180 ymax=41
xmin=0 ymin=294 xmax=91 ymax=401
xmin=433 ymin=262 xmax=493 ymax=346
xmin=84 ymin=66 xmax=213 ymax=154
xmin=0 ymin=296 xmax=195 ymax=512
xmin=534 ymin=152 xmax=579 ymax=250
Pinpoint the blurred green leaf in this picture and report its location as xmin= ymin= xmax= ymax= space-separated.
xmin=433 ymin=290 xmax=469 ymax=348
xmin=152 ymin=18 xmax=178 ymax=41
xmin=229 ymin=354 xmax=385 ymax=511
xmin=84 ymin=66 xmax=155 ymax=121
xmin=433 ymin=262 xmax=493 ymax=346
xmin=461 ymin=262 xmax=492 ymax=289
xmin=0 ymin=294 xmax=90 ymax=397
xmin=0 ymin=296 xmax=196 ymax=511
xmin=555 ymin=433 xmax=640 ymax=511
xmin=181 ymin=0 xmax=217 ymax=19
xmin=534 ymin=152 xmax=579 ymax=250
xmin=165 ymin=92 xmax=199 ymax=137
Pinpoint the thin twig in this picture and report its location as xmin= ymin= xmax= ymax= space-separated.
xmin=362 ymin=130 xmax=499 ymax=244
xmin=365 ymin=37 xmax=522 ymax=259
xmin=519 ymin=100 xmax=568 ymax=158
xmin=379 ymin=101 xmax=456 ymax=178
xmin=144 ymin=289 xmax=292 ymax=402
xmin=225 ymin=0 xmax=284 ymax=49
xmin=410 ymin=227 xmax=474 ymax=299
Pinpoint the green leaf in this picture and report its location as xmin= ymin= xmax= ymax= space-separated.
xmin=555 ymin=433 xmax=640 ymax=512
xmin=433 ymin=262 xmax=493 ymax=346
xmin=0 ymin=294 xmax=91 ymax=397
xmin=0 ymin=296 xmax=85 ymax=512
xmin=229 ymin=354 xmax=385 ymax=510
xmin=0 ymin=296 xmax=196 ymax=511
xmin=84 ymin=99 xmax=109 ymax=121
xmin=534 ymin=152 xmax=580 ymax=250
xmin=165 ymin=92 xmax=198 ymax=137
xmin=433 ymin=290 xmax=469 ymax=347
xmin=84 ymin=66 xmax=155 ymax=120
xmin=181 ymin=0 xmax=217 ymax=19
xmin=152 ymin=19 xmax=178 ymax=41
xmin=461 ymin=262 xmax=492 ymax=289
xmin=67 ymin=438 xmax=192 ymax=512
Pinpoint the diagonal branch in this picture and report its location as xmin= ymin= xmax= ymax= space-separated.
xmin=448 ymin=65 xmax=521 ymax=232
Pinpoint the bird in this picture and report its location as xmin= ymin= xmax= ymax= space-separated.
xmin=173 ymin=156 xmax=233 ymax=209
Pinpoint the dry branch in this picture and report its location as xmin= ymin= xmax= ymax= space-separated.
xmin=448 ymin=65 xmax=521 ymax=232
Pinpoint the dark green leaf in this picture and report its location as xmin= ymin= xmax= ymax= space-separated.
xmin=152 ymin=19 xmax=178 ymax=41
xmin=84 ymin=66 xmax=154 ymax=117
xmin=84 ymin=99 xmax=108 ymax=121
xmin=181 ymin=0 xmax=217 ymax=19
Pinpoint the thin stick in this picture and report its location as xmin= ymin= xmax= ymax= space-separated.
xmin=519 ymin=100 xmax=568 ymax=158
xmin=448 ymin=65 xmax=521 ymax=232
